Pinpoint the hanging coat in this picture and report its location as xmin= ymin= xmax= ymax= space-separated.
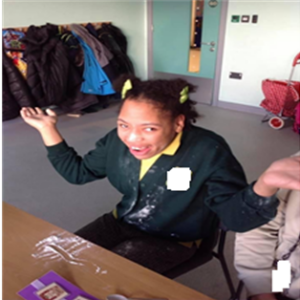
xmin=71 ymin=24 xmax=119 ymax=84
xmin=72 ymin=32 xmax=115 ymax=96
xmin=21 ymin=24 xmax=98 ymax=112
xmin=2 ymin=50 xmax=35 ymax=121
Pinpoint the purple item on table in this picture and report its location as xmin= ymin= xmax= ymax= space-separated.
xmin=18 ymin=270 xmax=101 ymax=300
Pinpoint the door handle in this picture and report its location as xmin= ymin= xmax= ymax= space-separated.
xmin=201 ymin=41 xmax=216 ymax=47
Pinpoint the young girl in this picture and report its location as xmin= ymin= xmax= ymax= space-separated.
xmin=21 ymin=75 xmax=300 ymax=274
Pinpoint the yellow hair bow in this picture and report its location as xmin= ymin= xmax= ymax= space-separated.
xmin=179 ymin=86 xmax=189 ymax=104
xmin=121 ymin=79 xmax=133 ymax=99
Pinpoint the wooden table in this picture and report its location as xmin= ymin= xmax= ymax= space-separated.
xmin=3 ymin=202 xmax=214 ymax=300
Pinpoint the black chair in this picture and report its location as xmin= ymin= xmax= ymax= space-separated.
xmin=162 ymin=227 xmax=237 ymax=300
xmin=234 ymin=280 xmax=244 ymax=300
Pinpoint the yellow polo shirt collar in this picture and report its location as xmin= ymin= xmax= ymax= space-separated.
xmin=139 ymin=131 xmax=182 ymax=180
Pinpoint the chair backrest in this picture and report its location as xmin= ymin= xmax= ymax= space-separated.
xmin=163 ymin=226 xmax=237 ymax=299
xmin=163 ymin=228 xmax=220 ymax=279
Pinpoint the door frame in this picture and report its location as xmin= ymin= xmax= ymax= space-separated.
xmin=146 ymin=0 xmax=229 ymax=107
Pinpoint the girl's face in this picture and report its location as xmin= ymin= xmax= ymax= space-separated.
xmin=117 ymin=99 xmax=185 ymax=160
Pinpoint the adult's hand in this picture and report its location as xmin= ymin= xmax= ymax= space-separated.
xmin=254 ymin=156 xmax=300 ymax=197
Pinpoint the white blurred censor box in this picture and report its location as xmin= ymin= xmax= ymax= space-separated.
xmin=272 ymin=260 xmax=292 ymax=292
xmin=167 ymin=167 xmax=192 ymax=191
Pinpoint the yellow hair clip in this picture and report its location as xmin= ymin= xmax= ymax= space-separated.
xmin=121 ymin=79 xmax=133 ymax=99
xmin=179 ymin=86 xmax=189 ymax=104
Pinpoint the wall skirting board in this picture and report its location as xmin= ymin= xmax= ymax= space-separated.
xmin=217 ymin=101 xmax=266 ymax=116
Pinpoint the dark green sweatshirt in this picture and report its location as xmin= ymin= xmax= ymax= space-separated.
xmin=46 ymin=125 xmax=278 ymax=241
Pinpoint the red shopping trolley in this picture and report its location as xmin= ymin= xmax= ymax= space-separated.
xmin=260 ymin=52 xmax=300 ymax=130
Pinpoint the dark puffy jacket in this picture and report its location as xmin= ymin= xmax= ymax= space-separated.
xmin=21 ymin=24 xmax=98 ymax=112
xmin=85 ymin=23 xmax=134 ymax=76
xmin=21 ymin=24 xmax=69 ymax=107
xmin=100 ymin=23 xmax=128 ymax=54
xmin=2 ymin=50 xmax=35 ymax=121
xmin=96 ymin=23 xmax=135 ymax=75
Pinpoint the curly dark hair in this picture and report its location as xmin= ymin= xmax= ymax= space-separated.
xmin=113 ymin=74 xmax=200 ymax=129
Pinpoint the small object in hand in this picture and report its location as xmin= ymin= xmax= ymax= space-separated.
xmin=36 ymin=282 xmax=68 ymax=300
xmin=67 ymin=113 xmax=83 ymax=118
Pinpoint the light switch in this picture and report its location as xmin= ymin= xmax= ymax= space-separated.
xmin=229 ymin=72 xmax=243 ymax=80
xmin=231 ymin=15 xmax=240 ymax=23
xmin=252 ymin=15 xmax=258 ymax=23
xmin=242 ymin=15 xmax=250 ymax=23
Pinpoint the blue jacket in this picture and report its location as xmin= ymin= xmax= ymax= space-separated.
xmin=72 ymin=32 xmax=115 ymax=96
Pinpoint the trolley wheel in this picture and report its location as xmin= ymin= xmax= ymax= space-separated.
xmin=269 ymin=116 xmax=285 ymax=129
